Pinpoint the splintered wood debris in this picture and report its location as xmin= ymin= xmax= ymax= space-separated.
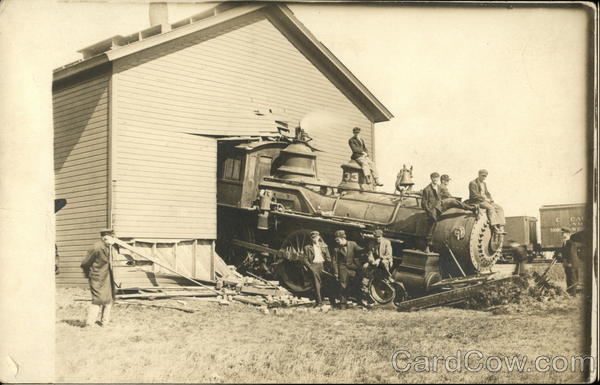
xmin=114 ymin=274 xmax=315 ymax=313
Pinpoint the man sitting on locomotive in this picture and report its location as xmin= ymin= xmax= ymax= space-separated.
xmin=368 ymin=229 xmax=394 ymax=273
xmin=439 ymin=174 xmax=476 ymax=212
xmin=420 ymin=172 xmax=443 ymax=252
xmin=302 ymin=231 xmax=333 ymax=307
xmin=348 ymin=126 xmax=383 ymax=187
xmin=467 ymin=169 xmax=505 ymax=234
xmin=331 ymin=229 xmax=370 ymax=308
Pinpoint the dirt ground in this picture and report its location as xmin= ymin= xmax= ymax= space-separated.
xmin=55 ymin=264 xmax=593 ymax=383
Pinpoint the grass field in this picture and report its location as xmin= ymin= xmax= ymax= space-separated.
xmin=56 ymin=264 xmax=592 ymax=383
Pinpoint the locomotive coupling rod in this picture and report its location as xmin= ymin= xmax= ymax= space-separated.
xmin=230 ymin=239 xmax=280 ymax=255
xmin=443 ymin=241 xmax=466 ymax=277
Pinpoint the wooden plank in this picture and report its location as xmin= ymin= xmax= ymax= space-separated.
xmin=56 ymin=182 xmax=107 ymax=196
xmin=54 ymin=132 xmax=108 ymax=155
xmin=53 ymin=100 xmax=108 ymax=122
xmin=116 ymin=292 xmax=217 ymax=299
xmin=53 ymin=75 xmax=108 ymax=98
xmin=55 ymin=159 xmax=108 ymax=175
xmin=54 ymin=125 xmax=107 ymax=142
xmin=55 ymin=172 xmax=107 ymax=187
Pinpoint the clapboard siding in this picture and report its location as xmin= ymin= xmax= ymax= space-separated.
xmin=114 ymin=16 xmax=372 ymax=186
xmin=111 ymin=93 xmax=217 ymax=243
xmin=54 ymin=73 xmax=110 ymax=286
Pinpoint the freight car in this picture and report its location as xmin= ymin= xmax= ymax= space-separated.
xmin=539 ymin=204 xmax=586 ymax=249
xmin=215 ymin=134 xmax=504 ymax=305
xmin=501 ymin=204 xmax=587 ymax=262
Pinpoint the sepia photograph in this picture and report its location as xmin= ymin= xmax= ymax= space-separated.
xmin=0 ymin=0 xmax=597 ymax=383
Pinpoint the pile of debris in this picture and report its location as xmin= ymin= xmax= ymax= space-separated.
xmin=459 ymin=275 xmax=567 ymax=311
xmin=114 ymin=273 xmax=317 ymax=314
xmin=110 ymin=237 xmax=316 ymax=313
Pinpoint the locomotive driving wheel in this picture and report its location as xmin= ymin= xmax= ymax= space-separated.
xmin=275 ymin=229 xmax=314 ymax=294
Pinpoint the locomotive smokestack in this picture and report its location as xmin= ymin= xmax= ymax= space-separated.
xmin=149 ymin=2 xmax=169 ymax=27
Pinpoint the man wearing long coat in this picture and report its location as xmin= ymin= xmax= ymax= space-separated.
xmin=331 ymin=230 xmax=368 ymax=307
xmin=81 ymin=228 xmax=116 ymax=327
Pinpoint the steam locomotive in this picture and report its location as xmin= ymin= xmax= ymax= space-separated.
xmin=216 ymin=136 xmax=503 ymax=303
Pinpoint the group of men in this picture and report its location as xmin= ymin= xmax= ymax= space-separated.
xmin=349 ymin=126 xmax=505 ymax=242
xmin=303 ymin=229 xmax=393 ymax=309
xmin=420 ymin=169 xmax=505 ymax=250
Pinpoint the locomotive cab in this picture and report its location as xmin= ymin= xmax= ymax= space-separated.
xmin=217 ymin=140 xmax=289 ymax=209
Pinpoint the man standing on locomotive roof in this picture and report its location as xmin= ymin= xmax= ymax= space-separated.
xmin=440 ymin=174 xmax=476 ymax=212
xmin=302 ymin=231 xmax=332 ymax=307
xmin=467 ymin=169 xmax=505 ymax=234
xmin=421 ymin=172 xmax=443 ymax=252
xmin=331 ymin=229 xmax=369 ymax=308
xmin=81 ymin=228 xmax=116 ymax=327
xmin=348 ymin=126 xmax=383 ymax=187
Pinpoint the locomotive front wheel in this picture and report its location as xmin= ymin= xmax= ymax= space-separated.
xmin=368 ymin=279 xmax=396 ymax=305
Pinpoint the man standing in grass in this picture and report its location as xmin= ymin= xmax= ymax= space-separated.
xmin=331 ymin=229 xmax=369 ymax=308
xmin=81 ymin=228 xmax=116 ymax=327
xmin=302 ymin=231 xmax=332 ymax=307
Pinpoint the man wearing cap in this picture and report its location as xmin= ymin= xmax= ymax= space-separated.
xmin=331 ymin=229 xmax=368 ymax=307
xmin=420 ymin=172 xmax=443 ymax=251
xmin=80 ymin=228 xmax=116 ymax=327
xmin=368 ymin=229 xmax=393 ymax=272
xmin=302 ymin=231 xmax=332 ymax=307
xmin=440 ymin=174 xmax=476 ymax=212
xmin=468 ymin=169 xmax=505 ymax=234
xmin=348 ymin=127 xmax=383 ymax=187
xmin=554 ymin=227 xmax=580 ymax=295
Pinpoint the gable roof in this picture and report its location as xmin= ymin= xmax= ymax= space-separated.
xmin=53 ymin=3 xmax=393 ymax=123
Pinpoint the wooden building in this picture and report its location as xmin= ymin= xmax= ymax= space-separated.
xmin=53 ymin=3 xmax=392 ymax=286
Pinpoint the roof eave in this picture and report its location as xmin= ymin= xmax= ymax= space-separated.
xmin=53 ymin=54 xmax=110 ymax=83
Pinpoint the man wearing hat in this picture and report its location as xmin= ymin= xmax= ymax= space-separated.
xmin=554 ymin=227 xmax=580 ymax=295
xmin=467 ymin=169 xmax=505 ymax=234
xmin=302 ymin=231 xmax=332 ymax=307
xmin=368 ymin=229 xmax=393 ymax=272
xmin=348 ymin=126 xmax=383 ymax=187
xmin=420 ymin=172 xmax=443 ymax=251
xmin=440 ymin=174 xmax=476 ymax=212
xmin=80 ymin=228 xmax=116 ymax=327
xmin=331 ymin=229 xmax=368 ymax=308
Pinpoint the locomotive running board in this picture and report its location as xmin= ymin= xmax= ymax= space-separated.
xmin=396 ymin=276 xmax=518 ymax=312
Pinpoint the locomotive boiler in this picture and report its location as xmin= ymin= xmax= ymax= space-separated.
xmin=216 ymin=137 xmax=503 ymax=303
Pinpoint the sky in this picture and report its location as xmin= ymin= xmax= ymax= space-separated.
xmin=1 ymin=0 xmax=592 ymax=219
